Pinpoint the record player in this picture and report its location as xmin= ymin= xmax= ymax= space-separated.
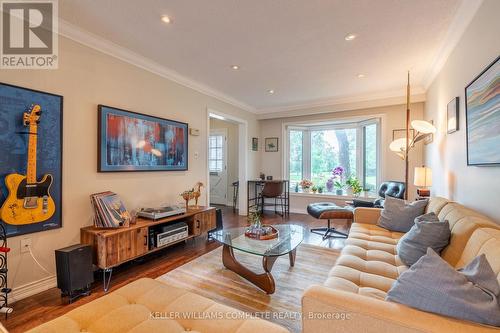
xmin=138 ymin=205 xmax=186 ymax=220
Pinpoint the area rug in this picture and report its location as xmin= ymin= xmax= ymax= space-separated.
xmin=157 ymin=243 xmax=340 ymax=333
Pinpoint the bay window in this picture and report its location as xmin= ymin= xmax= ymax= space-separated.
xmin=286 ymin=118 xmax=380 ymax=194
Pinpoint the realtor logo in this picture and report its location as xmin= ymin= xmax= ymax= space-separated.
xmin=1 ymin=0 xmax=58 ymax=69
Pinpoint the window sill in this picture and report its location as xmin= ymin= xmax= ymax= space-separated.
xmin=290 ymin=191 xmax=377 ymax=201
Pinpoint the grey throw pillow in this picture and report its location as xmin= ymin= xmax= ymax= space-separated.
xmin=396 ymin=213 xmax=450 ymax=266
xmin=387 ymin=248 xmax=500 ymax=326
xmin=377 ymin=196 xmax=428 ymax=232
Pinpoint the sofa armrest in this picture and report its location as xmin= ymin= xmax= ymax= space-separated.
xmin=353 ymin=207 xmax=382 ymax=224
xmin=302 ymin=285 xmax=497 ymax=333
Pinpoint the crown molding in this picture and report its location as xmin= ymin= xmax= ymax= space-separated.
xmin=255 ymin=87 xmax=426 ymax=119
xmin=422 ymin=0 xmax=483 ymax=89
xmin=57 ymin=19 xmax=255 ymax=112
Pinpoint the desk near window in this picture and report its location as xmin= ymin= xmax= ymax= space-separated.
xmin=247 ymin=180 xmax=290 ymax=216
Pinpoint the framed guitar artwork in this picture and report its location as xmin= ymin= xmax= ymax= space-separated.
xmin=0 ymin=83 xmax=63 ymax=237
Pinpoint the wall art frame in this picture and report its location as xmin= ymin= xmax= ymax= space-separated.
xmin=98 ymin=105 xmax=189 ymax=172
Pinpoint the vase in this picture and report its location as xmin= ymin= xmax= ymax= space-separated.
xmin=336 ymin=189 xmax=343 ymax=195
xmin=303 ymin=188 xmax=310 ymax=193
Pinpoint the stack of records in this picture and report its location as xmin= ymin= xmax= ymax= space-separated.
xmin=90 ymin=191 xmax=131 ymax=228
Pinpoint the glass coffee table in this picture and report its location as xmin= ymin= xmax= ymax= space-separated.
xmin=211 ymin=224 xmax=305 ymax=294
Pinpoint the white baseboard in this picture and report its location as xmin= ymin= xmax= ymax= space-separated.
xmin=10 ymin=275 xmax=57 ymax=304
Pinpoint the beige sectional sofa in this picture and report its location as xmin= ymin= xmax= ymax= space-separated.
xmin=302 ymin=197 xmax=500 ymax=332
xmin=26 ymin=278 xmax=289 ymax=333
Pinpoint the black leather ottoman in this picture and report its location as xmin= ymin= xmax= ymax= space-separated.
xmin=307 ymin=202 xmax=353 ymax=239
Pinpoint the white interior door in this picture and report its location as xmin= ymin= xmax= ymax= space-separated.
xmin=209 ymin=129 xmax=227 ymax=205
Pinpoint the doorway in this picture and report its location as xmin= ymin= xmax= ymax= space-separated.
xmin=207 ymin=109 xmax=248 ymax=215
xmin=209 ymin=118 xmax=238 ymax=207
xmin=208 ymin=128 xmax=228 ymax=205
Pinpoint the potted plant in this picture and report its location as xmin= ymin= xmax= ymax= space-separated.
xmin=317 ymin=185 xmax=324 ymax=194
xmin=299 ymin=179 xmax=313 ymax=193
xmin=346 ymin=176 xmax=362 ymax=197
xmin=333 ymin=179 xmax=344 ymax=195
xmin=311 ymin=186 xmax=318 ymax=194
xmin=331 ymin=166 xmax=345 ymax=195
xmin=248 ymin=209 xmax=262 ymax=228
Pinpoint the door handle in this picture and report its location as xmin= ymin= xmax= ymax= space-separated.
xmin=144 ymin=234 xmax=147 ymax=246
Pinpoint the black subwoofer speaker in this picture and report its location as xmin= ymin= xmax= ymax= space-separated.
xmin=55 ymin=244 xmax=93 ymax=302
xmin=208 ymin=208 xmax=223 ymax=241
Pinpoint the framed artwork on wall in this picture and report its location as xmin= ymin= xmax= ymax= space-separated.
xmin=392 ymin=128 xmax=415 ymax=141
xmin=98 ymin=105 xmax=189 ymax=172
xmin=465 ymin=56 xmax=500 ymax=166
xmin=447 ymin=97 xmax=459 ymax=134
xmin=265 ymin=137 xmax=279 ymax=152
xmin=0 ymin=83 xmax=63 ymax=237
xmin=252 ymin=137 xmax=258 ymax=151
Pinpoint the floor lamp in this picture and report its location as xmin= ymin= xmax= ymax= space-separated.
xmin=389 ymin=72 xmax=436 ymax=200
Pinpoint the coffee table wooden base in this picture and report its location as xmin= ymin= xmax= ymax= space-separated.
xmin=222 ymin=244 xmax=296 ymax=294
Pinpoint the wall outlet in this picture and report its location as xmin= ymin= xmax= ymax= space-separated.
xmin=20 ymin=238 xmax=31 ymax=253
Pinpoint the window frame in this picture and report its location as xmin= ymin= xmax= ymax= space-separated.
xmin=208 ymin=129 xmax=227 ymax=173
xmin=284 ymin=118 xmax=380 ymax=192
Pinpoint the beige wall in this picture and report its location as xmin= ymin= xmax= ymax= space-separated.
xmin=424 ymin=0 xmax=500 ymax=222
xmin=0 ymin=36 xmax=260 ymax=299
xmin=259 ymin=103 xmax=425 ymax=212
xmin=209 ymin=118 xmax=239 ymax=206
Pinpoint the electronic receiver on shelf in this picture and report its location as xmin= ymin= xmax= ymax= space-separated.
xmin=138 ymin=205 xmax=186 ymax=220
xmin=149 ymin=222 xmax=188 ymax=249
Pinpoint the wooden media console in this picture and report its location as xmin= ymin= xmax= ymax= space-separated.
xmin=81 ymin=206 xmax=216 ymax=291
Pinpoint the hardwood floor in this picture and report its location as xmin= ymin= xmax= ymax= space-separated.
xmin=2 ymin=207 xmax=349 ymax=333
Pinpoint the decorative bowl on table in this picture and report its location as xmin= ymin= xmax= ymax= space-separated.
xmin=244 ymin=224 xmax=279 ymax=240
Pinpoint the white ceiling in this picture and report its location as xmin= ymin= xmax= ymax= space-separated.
xmin=58 ymin=0 xmax=473 ymax=114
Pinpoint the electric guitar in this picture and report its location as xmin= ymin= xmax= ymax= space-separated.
xmin=0 ymin=104 xmax=55 ymax=225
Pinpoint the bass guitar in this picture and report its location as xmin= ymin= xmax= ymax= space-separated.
xmin=1 ymin=104 xmax=55 ymax=225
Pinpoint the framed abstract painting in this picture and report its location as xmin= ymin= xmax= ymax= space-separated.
xmin=465 ymin=56 xmax=500 ymax=166
xmin=98 ymin=105 xmax=188 ymax=172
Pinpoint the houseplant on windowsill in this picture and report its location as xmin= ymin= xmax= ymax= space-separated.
xmin=346 ymin=176 xmax=363 ymax=197
xmin=332 ymin=166 xmax=345 ymax=195
xmin=299 ymin=179 xmax=313 ymax=193
xmin=311 ymin=186 xmax=318 ymax=194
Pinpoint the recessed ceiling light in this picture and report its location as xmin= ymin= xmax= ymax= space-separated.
xmin=231 ymin=65 xmax=240 ymax=70
xmin=268 ymin=89 xmax=275 ymax=94
xmin=357 ymin=74 xmax=366 ymax=78
xmin=161 ymin=15 xmax=171 ymax=24
xmin=344 ymin=33 xmax=357 ymax=41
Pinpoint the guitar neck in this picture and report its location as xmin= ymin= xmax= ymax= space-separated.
xmin=26 ymin=123 xmax=38 ymax=184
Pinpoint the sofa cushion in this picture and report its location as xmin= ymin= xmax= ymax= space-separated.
xmin=396 ymin=213 xmax=450 ymax=266
xmin=456 ymin=228 xmax=500 ymax=285
xmin=425 ymin=196 xmax=450 ymax=216
xmin=387 ymin=248 xmax=500 ymax=327
xmin=436 ymin=202 xmax=499 ymax=267
xmin=324 ymin=222 xmax=408 ymax=300
xmin=26 ymin=278 xmax=289 ymax=333
xmin=349 ymin=223 xmax=404 ymax=245
xmin=377 ymin=196 xmax=428 ymax=232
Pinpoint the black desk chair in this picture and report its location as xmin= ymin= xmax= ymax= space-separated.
xmin=352 ymin=181 xmax=406 ymax=208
